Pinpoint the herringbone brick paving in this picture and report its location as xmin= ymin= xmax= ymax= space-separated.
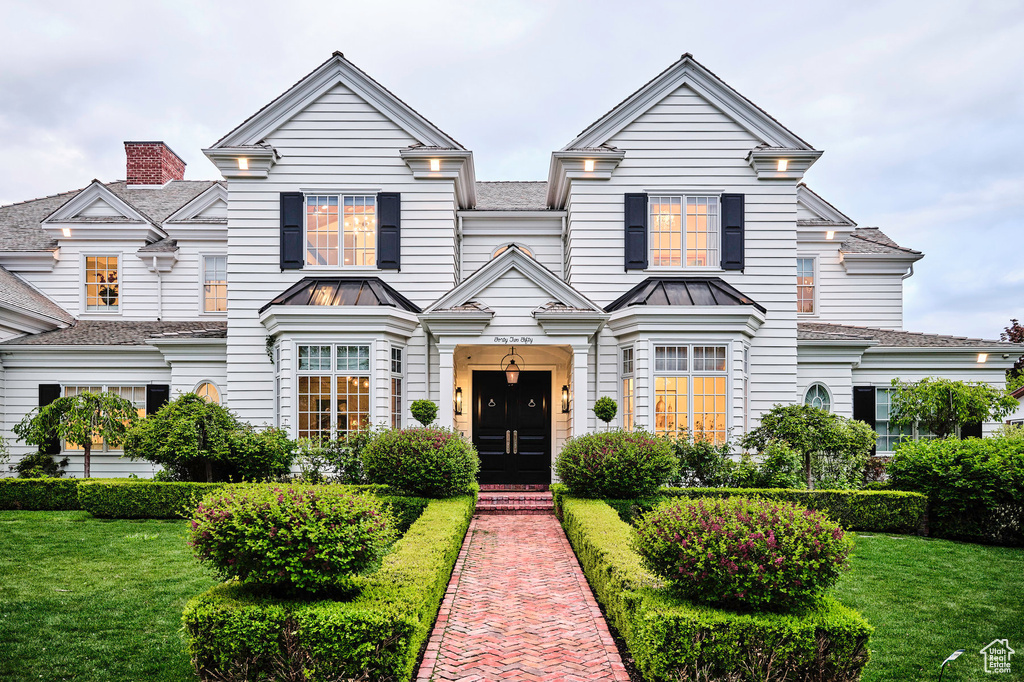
xmin=416 ymin=515 xmax=629 ymax=682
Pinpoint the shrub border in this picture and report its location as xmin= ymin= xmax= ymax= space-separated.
xmin=0 ymin=478 xmax=84 ymax=511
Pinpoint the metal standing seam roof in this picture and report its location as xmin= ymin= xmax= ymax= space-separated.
xmin=605 ymin=277 xmax=766 ymax=313
xmin=259 ymin=277 xmax=422 ymax=314
xmin=797 ymin=322 xmax=1019 ymax=349
xmin=0 ymin=320 xmax=227 ymax=346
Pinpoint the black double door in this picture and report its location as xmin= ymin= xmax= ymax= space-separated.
xmin=472 ymin=370 xmax=551 ymax=484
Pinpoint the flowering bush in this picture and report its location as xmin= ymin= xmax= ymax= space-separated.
xmin=361 ymin=427 xmax=479 ymax=498
xmin=554 ymin=430 xmax=676 ymax=498
xmin=187 ymin=485 xmax=395 ymax=595
xmin=635 ymin=496 xmax=852 ymax=611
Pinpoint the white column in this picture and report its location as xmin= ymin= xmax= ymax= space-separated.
xmin=438 ymin=343 xmax=455 ymax=429
xmin=572 ymin=343 xmax=589 ymax=436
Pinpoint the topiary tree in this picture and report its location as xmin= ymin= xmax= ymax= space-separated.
xmin=741 ymin=404 xmax=875 ymax=489
xmin=888 ymin=377 xmax=1018 ymax=440
xmin=410 ymin=399 xmax=438 ymax=427
xmin=361 ymin=427 xmax=479 ymax=497
xmin=593 ymin=397 xmax=617 ymax=430
xmin=554 ymin=430 xmax=676 ymax=498
xmin=13 ymin=391 xmax=139 ymax=478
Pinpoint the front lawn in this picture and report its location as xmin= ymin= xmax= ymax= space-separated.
xmin=834 ymin=533 xmax=1024 ymax=681
xmin=0 ymin=511 xmax=217 ymax=682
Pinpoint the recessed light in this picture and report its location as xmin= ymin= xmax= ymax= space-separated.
xmin=237 ymin=158 xmax=249 ymax=170
xmin=584 ymin=159 xmax=595 ymax=172
xmin=430 ymin=159 xmax=441 ymax=172
xmin=777 ymin=159 xmax=788 ymax=172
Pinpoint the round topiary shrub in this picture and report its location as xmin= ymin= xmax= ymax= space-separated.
xmin=554 ymin=430 xmax=676 ymax=498
xmin=187 ymin=485 xmax=394 ymax=596
xmin=635 ymin=496 xmax=852 ymax=611
xmin=361 ymin=427 xmax=479 ymax=497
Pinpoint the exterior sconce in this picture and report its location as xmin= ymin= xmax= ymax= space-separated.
xmin=584 ymin=159 xmax=595 ymax=172
xmin=501 ymin=346 xmax=523 ymax=385
xmin=561 ymin=385 xmax=570 ymax=413
xmin=237 ymin=157 xmax=249 ymax=170
xmin=455 ymin=387 xmax=463 ymax=415
xmin=977 ymin=353 xmax=988 ymax=364
xmin=430 ymin=158 xmax=441 ymax=171
xmin=776 ymin=159 xmax=788 ymax=172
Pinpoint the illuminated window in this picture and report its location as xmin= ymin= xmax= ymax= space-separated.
xmin=62 ymin=385 xmax=145 ymax=450
xmin=654 ymin=344 xmax=728 ymax=443
xmin=296 ymin=344 xmax=371 ymax=439
xmin=650 ymin=196 xmax=719 ymax=268
xmin=202 ymin=255 xmax=227 ymax=313
xmin=804 ymin=383 xmax=830 ymax=412
xmin=85 ymin=256 xmax=119 ymax=311
xmin=391 ymin=346 xmax=403 ymax=429
xmin=492 ymin=243 xmax=533 ymax=259
xmin=196 ymin=381 xmax=220 ymax=404
xmin=797 ymin=257 xmax=815 ymax=314
xmin=621 ymin=346 xmax=634 ymax=431
xmin=305 ymin=195 xmax=377 ymax=267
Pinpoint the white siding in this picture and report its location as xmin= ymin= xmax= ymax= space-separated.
xmin=798 ymin=240 xmax=905 ymax=330
xmin=459 ymin=216 xmax=563 ymax=280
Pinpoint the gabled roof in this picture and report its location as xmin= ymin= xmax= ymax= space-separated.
xmin=474 ymin=182 xmax=549 ymax=211
xmin=164 ymin=182 xmax=228 ymax=224
xmin=0 ymin=320 xmax=227 ymax=346
xmin=209 ymin=52 xmax=464 ymax=150
xmin=605 ymin=277 xmax=766 ymax=313
xmin=0 ymin=265 xmax=74 ymax=325
xmin=797 ymin=184 xmax=856 ymax=226
xmin=43 ymin=180 xmax=149 ymax=224
xmin=840 ymin=228 xmax=922 ymax=256
xmin=424 ymin=244 xmax=603 ymax=314
xmin=798 ymin=322 xmax=1018 ymax=349
xmin=563 ymin=54 xmax=814 ymax=152
xmin=259 ymin=277 xmax=421 ymax=314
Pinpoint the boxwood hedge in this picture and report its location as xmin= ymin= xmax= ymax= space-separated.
xmin=561 ymin=497 xmax=872 ymax=682
xmin=79 ymin=480 xmax=227 ymax=519
xmin=0 ymin=477 xmax=82 ymax=511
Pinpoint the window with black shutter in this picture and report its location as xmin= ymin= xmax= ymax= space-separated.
xmin=146 ymin=385 xmax=170 ymax=415
xmin=624 ymin=193 xmax=648 ymax=270
xmin=720 ymin=193 xmax=744 ymax=270
xmin=279 ymin=192 xmax=304 ymax=270
xmin=38 ymin=384 xmax=62 ymax=455
xmin=377 ymin=192 xmax=401 ymax=270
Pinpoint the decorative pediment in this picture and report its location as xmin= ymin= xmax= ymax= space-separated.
xmin=41 ymin=181 xmax=164 ymax=242
xmin=166 ymin=183 xmax=228 ymax=223
xmin=797 ymin=185 xmax=856 ymax=227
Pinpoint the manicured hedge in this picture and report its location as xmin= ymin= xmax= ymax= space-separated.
xmin=561 ymin=497 xmax=872 ymax=682
xmin=78 ymin=480 xmax=227 ymax=519
xmin=576 ymin=487 xmax=928 ymax=535
xmin=0 ymin=478 xmax=82 ymax=511
xmin=183 ymin=494 xmax=475 ymax=681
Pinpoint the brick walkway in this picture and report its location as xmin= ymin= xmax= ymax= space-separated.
xmin=416 ymin=515 xmax=629 ymax=682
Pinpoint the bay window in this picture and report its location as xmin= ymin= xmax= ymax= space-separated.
xmin=297 ymin=344 xmax=371 ymax=439
xmin=654 ymin=344 xmax=728 ymax=442
xmin=391 ymin=346 xmax=403 ymax=429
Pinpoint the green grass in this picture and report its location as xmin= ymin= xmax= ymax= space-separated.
xmin=0 ymin=511 xmax=218 ymax=682
xmin=835 ymin=533 xmax=1024 ymax=681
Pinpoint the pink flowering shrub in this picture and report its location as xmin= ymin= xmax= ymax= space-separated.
xmin=361 ymin=427 xmax=479 ymax=498
xmin=635 ymin=496 xmax=852 ymax=611
xmin=555 ymin=430 xmax=677 ymax=498
xmin=187 ymin=485 xmax=395 ymax=596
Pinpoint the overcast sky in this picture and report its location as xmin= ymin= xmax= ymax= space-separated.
xmin=1 ymin=0 xmax=1022 ymax=340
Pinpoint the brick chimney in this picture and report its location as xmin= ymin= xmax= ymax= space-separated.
xmin=124 ymin=141 xmax=186 ymax=186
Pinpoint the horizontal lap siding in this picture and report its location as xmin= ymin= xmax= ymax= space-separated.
xmin=461 ymin=227 xmax=563 ymax=279
xmin=226 ymin=83 xmax=458 ymax=425
xmin=567 ymin=84 xmax=800 ymax=429
xmin=799 ymin=242 xmax=905 ymax=329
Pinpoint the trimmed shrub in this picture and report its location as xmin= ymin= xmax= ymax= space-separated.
xmin=636 ymin=496 xmax=852 ymax=611
xmin=188 ymin=485 xmax=395 ymax=595
xmin=409 ymin=399 xmax=438 ymax=427
xmin=554 ymin=429 xmax=676 ymax=498
xmin=227 ymin=424 xmax=295 ymax=481
xmin=593 ymin=396 xmax=618 ymax=425
xmin=78 ymin=480 xmax=227 ymax=519
xmin=889 ymin=436 xmax=1024 ymax=545
xmin=183 ymin=495 xmax=475 ymax=681
xmin=380 ymin=496 xmax=430 ymax=534
xmin=561 ymin=497 xmax=872 ymax=682
xmin=669 ymin=434 xmax=735 ymax=487
xmin=0 ymin=478 xmax=81 ymax=510
xmin=11 ymin=452 xmax=70 ymax=478
xmin=362 ymin=427 xmax=479 ymax=498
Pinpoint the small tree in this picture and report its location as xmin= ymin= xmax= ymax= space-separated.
xmin=888 ymin=377 xmax=1018 ymax=440
xmin=740 ymin=403 xmax=875 ymax=489
xmin=1001 ymin=319 xmax=1024 ymax=391
xmin=593 ymin=397 xmax=617 ymax=430
xmin=410 ymin=399 xmax=438 ymax=427
xmin=13 ymin=392 xmax=138 ymax=478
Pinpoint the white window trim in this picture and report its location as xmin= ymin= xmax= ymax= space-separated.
xmin=292 ymin=338 xmax=380 ymax=439
xmin=61 ymin=383 xmax=145 ymax=452
xmin=619 ymin=345 xmax=635 ymax=431
xmin=803 ymin=382 xmax=832 ymax=411
xmin=193 ymin=379 xmax=223 ymax=405
xmin=198 ymin=253 xmax=228 ymax=316
xmin=647 ymin=339 xmax=733 ymax=438
xmin=874 ymin=385 xmax=934 ymax=455
xmin=646 ymin=193 xmax=722 ymax=272
xmin=390 ymin=343 xmax=405 ymax=429
xmin=303 ymin=193 xmax=379 ymax=270
xmin=79 ymin=252 xmax=123 ymax=317
xmin=796 ymin=254 xmax=819 ymax=317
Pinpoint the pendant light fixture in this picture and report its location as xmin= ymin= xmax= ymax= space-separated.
xmin=500 ymin=346 xmax=523 ymax=385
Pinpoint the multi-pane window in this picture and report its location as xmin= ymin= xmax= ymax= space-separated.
xmin=875 ymin=387 xmax=934 ymax=454
xmin=305 ymin=195 xmax=376 ymax=267
xmin=62 ymin=385 xmax=145 ymax=450
xmin=195 ymin=381 xmax=220 ymax=404
xmin=650 ymin=195 xmax=719 ymax=268
xmin=85 ymin=256 xmax=119 ymax=311
xmin=804 ymin=383 xmax=830 ymax=412
xmin=202 ymin=255 xmax=227 ymax=313
xmin=797 ymin=257 xmax=815 ymax=314
xmin=296 ymin=344 xmax=371 ymax=439
xmin=391 ymin=346 xmax=403 ymax=429
xmin=654 ymin=344 xmax=728 ymax=442
xmin=621 ymin=347 xmax=634 ymax=431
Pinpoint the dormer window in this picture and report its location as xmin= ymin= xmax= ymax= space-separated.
xmin=305 ymin=195 xmax=376 ymax=267
xmin=649 ymin=195 xmax=719 ymax=268
xmin=84 ymin=255 xmax=119 ymax=312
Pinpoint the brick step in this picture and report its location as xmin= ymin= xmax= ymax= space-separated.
xmin=479 ymin=484 xmax=549 ymax=492
xmin=476 ymin=491 xmax=554 ymax=516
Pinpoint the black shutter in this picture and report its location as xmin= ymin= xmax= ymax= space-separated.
xmin=279 ymin=192 xmax=304 ymax=270
xmin=720 ymin=193 xmax=745 ymax=271
xmin=624 ymin=193 xmax=648 ymax=270
xmin=146 ymin=385 xmax=170 ymax=416
xmin=853 ymin=386 xmax=877 ymax=456
xmin=38 ymin=384 xmax=62 ymax=455
xmin=961 ymin=421 xmax=983 ymax=439
xmin=377 ymin=192 xmax=401 ymax=270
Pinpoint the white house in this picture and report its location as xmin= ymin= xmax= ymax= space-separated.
xmin=0 ymin=53 xmax=1017 ymax=481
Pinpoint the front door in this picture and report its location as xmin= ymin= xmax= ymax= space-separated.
xmin=472 ymin=370 xmax=551 ymax=484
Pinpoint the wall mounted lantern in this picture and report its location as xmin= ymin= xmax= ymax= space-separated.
xmin=501 ymin=346 xmax=523 ymax=385
xmin=455 ymin=387 xmax=463 ymax=415
xmin=561 ymin=385 xmax=570 ymax=413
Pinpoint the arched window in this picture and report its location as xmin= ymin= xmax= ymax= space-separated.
xmin=804 ymin=383 xmax=831 ymax=412
xmin=492 ymin=243 xmax=533 ymax=259
xmin=195 ymin=381 xmax=221 ymax=404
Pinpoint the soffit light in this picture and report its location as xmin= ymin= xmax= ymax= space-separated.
xmin=237 ymin=158 xmax=249 ymax=170
xmin=977 ymin=353 xmax=988 ymax=364
xmin=430 ymin=158 xmax=441 ymax=172
xmin=826 ymin=230 xmax=835 ymax=240
xmin=501 ymin=346 xmax=524 ymax=385
xmin=61 ymin=228 xmax=72 ymax=238
xmin=584 ymin=159 xmax=595 ymax=172
xmin=777 ymin=159 xmax=788 ymax=172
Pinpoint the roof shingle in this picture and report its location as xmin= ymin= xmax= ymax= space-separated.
xmin=840 ymin=228 xmax=921 ymax=256
xmin=0 ymin=320 xmax=227 ymax=346
xmin=798 ymin=322 xmax=1017 ymax=349
xmin=473 ymin=182 xmax=549 ymax=211
xmin=0 ymin=266 xmax=74 ymax=324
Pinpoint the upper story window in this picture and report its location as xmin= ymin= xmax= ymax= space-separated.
xmin=296 ymin=344 xmax=371 ymax=440
xmin=305 ymin=195 xmax=376 ymax=267
xmin=650 ymin=195 xmax=719 ymax=268
xmin=621 ymin=346 xmax=634 ymax=431
xmin=797 ymin=257 xmax=816 ymax=314
xmin=654 ymin=344 xmax=728 ymax=442
xmin=202 ymin=255 xmax=227 ymax=313
xmin=84 ymin=255 xmax=119 ymax=312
